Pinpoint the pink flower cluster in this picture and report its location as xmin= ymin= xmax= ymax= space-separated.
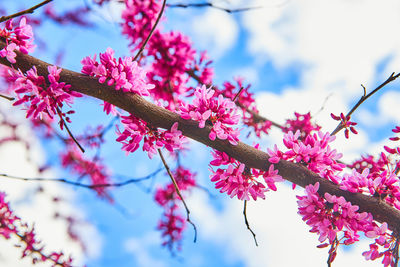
xmin=121 ymin=0 xmax=213 ymax=110
xmin=154 ymin=167 xmax=196 ymax=252
xmin=81 ymin=47 xmax=154 ymax=114
xmin=8 ymin=65 xmax=81 ymax=127
xmin=268 ymin=130 xmax=345 ymax=183
xmin=157 ymin=204 xmax=186 ymax=252
xmin=179 ymin=85 xmax=240 ymax=145
xmin=210 ymin=150 xmax=283 ymax=200
xmin=121 ymin=0 xmax=163 ymax=50
xmin=0 ymin=17 xmax=35 ymax=63
xmin=61 ymin=146 xmax=112 ymax=200
xmin=117 ymin=116 xmax=186 ymax=158
xmin=189 ymin=51 xmax=214 ymax=87
xmin=331 ymin=112 xmax=358 ymax=139
xmin=155 ymin=167 xmax=196 ymax=206
xmin=0 ymin=192 xmax=73 ymax=266
xmin=146 ymin=31 xmax=196 ymax=110
xmin=216 ymin=78 xmax=272 ymax=137
xmin=284 ymin=112 xmax=321 ymax=140
xmin=298 ymin=183 xmax=397 ymax=266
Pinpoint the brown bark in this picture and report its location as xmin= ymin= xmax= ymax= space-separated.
xmin=1 ymin=40 xmax=399 ymax=234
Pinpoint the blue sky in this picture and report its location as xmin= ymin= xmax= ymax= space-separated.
xmin=1 ymin=0 xmax=400 ymax=266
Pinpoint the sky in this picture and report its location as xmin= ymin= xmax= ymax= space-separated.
xmin=1 ymin=0 xmax=400 ymax=266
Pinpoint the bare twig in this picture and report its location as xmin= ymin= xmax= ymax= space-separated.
xmin=243 ymin=200 xmax=258 ymax=246
xmin=55 ymin=107 xmax=85 ymax=153
xmin=158 ymin=148 xmax=197 ymax=242
xmin=0 ymin=168 xmax=162 ymax=189
xmin=133 ymin=0 xmax=167 ymax=61
xmin=331 ymin=72 xmax=400 ymax=136
xmin=0 ymin=93 xmax=15 ymax=101
xmin=0 ymin=0 xmax=53 ymax=23
xmin=167 ymin=2 xmax=261 ymax=13
xmin=232 ymin=86 xmax=244 ymax=102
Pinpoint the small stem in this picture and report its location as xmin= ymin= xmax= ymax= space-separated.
xmin=331 ymin=72 xmax=400 ymax=136
xmin=55 ymin=107 xmax=85 ymax=153
xmin=232 ymin=86 xmax=244 ymax=102
xmin=133 ymin=0 xmax=167 ymax=61
xmin=0 ymin=93 xmax=15 ymax=101
xmin=0 ymin=0 xmax=53 ymax=23
xmin=166 ymin=2 xmax=262 ymax=13
xmin=243 ymin=200 xmax=258 ymax=246
xmin=158 ymin=148 xmax=197 ymax=243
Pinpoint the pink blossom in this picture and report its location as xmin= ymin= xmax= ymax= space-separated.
xmin=81 ymin=48 xmax=154 ymax=95
xmin=0 ymin=17 xmax=35 ymax=63
xmin=117 ymin=116 xmax=186 ymax=158
xmin=61 ymin=146 xmax=112 ymax=200
xmin=7 ymin=65 xmax=81 ymax=128
xmin=179 ymin=85 xmax=240 ymax=145
xmin=284 ymin=112 xmax=321 ymax=139
xmin=331 ymin=112 xmax=358 ymax=139
xmin=209 ymin=150 xmax=282 ymax=200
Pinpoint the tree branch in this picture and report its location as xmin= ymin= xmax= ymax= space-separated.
xmin=0 ymin=169 xmax=162 ymax=190
xmin=1 ymin=42 xmax=400 ymax=235
xmin=0 ymin=0 xmax=53 ymax=23
xmin=166 ymin=2 xmax=261 ymax=13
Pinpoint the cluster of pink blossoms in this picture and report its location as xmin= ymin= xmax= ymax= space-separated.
xmin=0 ymin=192 xmax=73 ymax=266
xmin=331 ymin=112 xmax=358 ymax=139
xmin=116 ymin=116 xmax=186 ymax=158
xmin=121 ymin=0 xmax=213 ymax=110
xmin=268 ymin=130 xmax=345 ymax=184
xmin=217 ymin=78 xmax=272 ymax=137
xmin=298 ymin=183 xmax=398 ymax=266
xmin=210 ymin=150 xmax=283 ymax=200
xmin=8 ymin=65 xmax=81 ymax=127
xmin=121 ymin=0 xmax=163 ymax=50
xmin=60 ymin=146 xmax=112 ymax=200
xmin=284 ymin=112 xmax=321 ymax=139
xmin=154 ymin=167 xmax=196 ymax=251
xmin=0 ymin=17 xmax=35 ymax=63
xmin=81 ymin=47 xmax=154 ymax=114
xmin=179 ymin=85 xmax=240 ymax=145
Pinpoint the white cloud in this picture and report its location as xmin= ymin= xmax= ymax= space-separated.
xmin=184 ymin=0 xmax=400 ymax=266
xmin=124 ymin=232 xmax=167 ymax=267
xmin=0 ymin=104 xmax=102 ymax=266
xmin=191 ymin=9 xmax=239 ymax=59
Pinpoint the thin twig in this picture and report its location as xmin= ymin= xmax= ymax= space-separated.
xmin=0 ymin=93 xmax=15 ymax=101
xmin=232 ymin=86 xmax=244 ymax=102
xmin=133 ymin=0 xmax=167 ymax=61
xmin=0 ymin=168 xmax=162 ymax=189
xmin=167 ymin=2 xmax=261 ymax=13
xmin=243 ymin=200 xmax=258 ymax=246
xmin=0 ymin=0 xmax=53 ymax=23
xmin=331 ymin=72 xmax=400 ymax=136
xmin=55 ymin=107 xmax=85 ymax=153
xmin=158 ymin=148 xmax=197 ymax=242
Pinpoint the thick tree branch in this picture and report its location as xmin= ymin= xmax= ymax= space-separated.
xmin=1 ymin=42 xmax=400 ymax=234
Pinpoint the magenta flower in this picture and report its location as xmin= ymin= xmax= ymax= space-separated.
xmin=81 ymin=48 xmax=155 ymax=114
xmin=0 ymin=17 xmax=35 ymax=64
xmin=331 ymin=112 xmax=358 ymax=139
xmin=117 ymin=115 xmax=186 ymax=159
xmin=209 ymin=150 xmax=282 ymax=200
xmin=8 ymin=65 xmax=81 ymax=128
xmin=179 ymin=85 xmax=240 ymax=145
